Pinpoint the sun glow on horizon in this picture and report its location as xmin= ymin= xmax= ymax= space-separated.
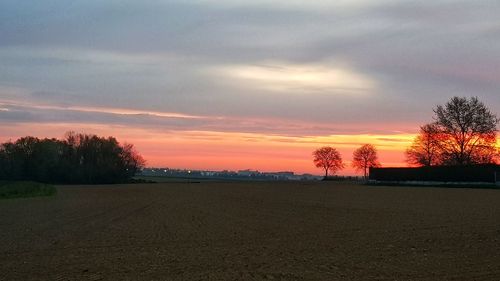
xmin=0 ymin=122 xmax=416 ymax=175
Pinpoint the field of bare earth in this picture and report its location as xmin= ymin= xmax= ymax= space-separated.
xmin=1 ymin=181 xmax=500 ymax=281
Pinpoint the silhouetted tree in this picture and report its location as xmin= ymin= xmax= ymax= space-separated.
xmin=313 ymin=146 xmax=344 ymax=178
xmin=29 ymin=138 xmax=65 ymax=183
xmin=433 ymin=96 xmax=498 ymax=165
xmin=121 ymin=143 xmax=146 ymax=179
xmin=0 ymin=141 xmax=23 ymax=180
xmin=352 ymin=144 xmax=380 ymax=179
xmin=406 ymin=123 xmax=443 ymax=167
xmin=0 ymin=132 xmax=145 ymax=184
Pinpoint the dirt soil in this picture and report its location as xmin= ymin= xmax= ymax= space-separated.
xmin=1 ymin=181 xmax=500 ymax=280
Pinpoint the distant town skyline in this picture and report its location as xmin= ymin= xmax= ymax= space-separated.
xmin=1 ymin=1 xmax=500 ymax=174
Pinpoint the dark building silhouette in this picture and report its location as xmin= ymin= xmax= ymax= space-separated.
xmin=369 ymin=165 xmax=500 ymax=185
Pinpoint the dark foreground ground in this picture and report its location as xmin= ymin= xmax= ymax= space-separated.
xmin=1 ymin=182 xmax=500 ymax=281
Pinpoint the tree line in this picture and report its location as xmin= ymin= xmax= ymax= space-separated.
xmin=0 ymin=132 xmax=145 ymax=184
xmin=313 ymin=96 xmax=499 ymax=179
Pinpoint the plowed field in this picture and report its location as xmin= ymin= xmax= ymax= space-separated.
xmin=1 ymin=182 xmax=500 ymax=280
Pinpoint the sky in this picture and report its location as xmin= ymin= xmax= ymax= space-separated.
xmin=1 ymin=0 xmax=500 ymax=175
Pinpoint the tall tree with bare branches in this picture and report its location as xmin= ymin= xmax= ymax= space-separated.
xmin=406 ymin=97 xmax=498 ymax=167
xmin=433 ymin=96 xmax=498 ymax=165
xmin=352 ymin=144 xmax=381 ymax=179
xmin=313 ymin=147 xmax=344 ymax=178
xmin=406 ymin=123 xmax=443 ymax=167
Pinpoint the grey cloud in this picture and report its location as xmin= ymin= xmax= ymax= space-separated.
xmin=0 ymin=0 xmax=499 ymax=132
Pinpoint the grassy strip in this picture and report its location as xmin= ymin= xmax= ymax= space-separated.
xmin=0 ymin=181 xmax=57 ymax=199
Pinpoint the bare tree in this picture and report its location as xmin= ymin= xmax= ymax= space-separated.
xmin=352 ymin=144 xmax=381 ymax=179
xmin=313 ymin=147 xmax=344 ymax=178
xmin=433 ymin=96 xmax=498 ymax=165
xmin=406 ymin=123 xmax=443 ymax=167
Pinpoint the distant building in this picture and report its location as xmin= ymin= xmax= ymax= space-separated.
xmin=139 ymin=167 xmax=322 ymax=181
xmin=237 ymin=169 xmax=260 ymax=176
xmin=369 ymin=165 xmax=500 ymax=186
xmin=273 ymin=171 xmax=294 ymax=176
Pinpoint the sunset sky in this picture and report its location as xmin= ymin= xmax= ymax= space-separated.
xmin=1 ymin=1 xmax=500 ymax=175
